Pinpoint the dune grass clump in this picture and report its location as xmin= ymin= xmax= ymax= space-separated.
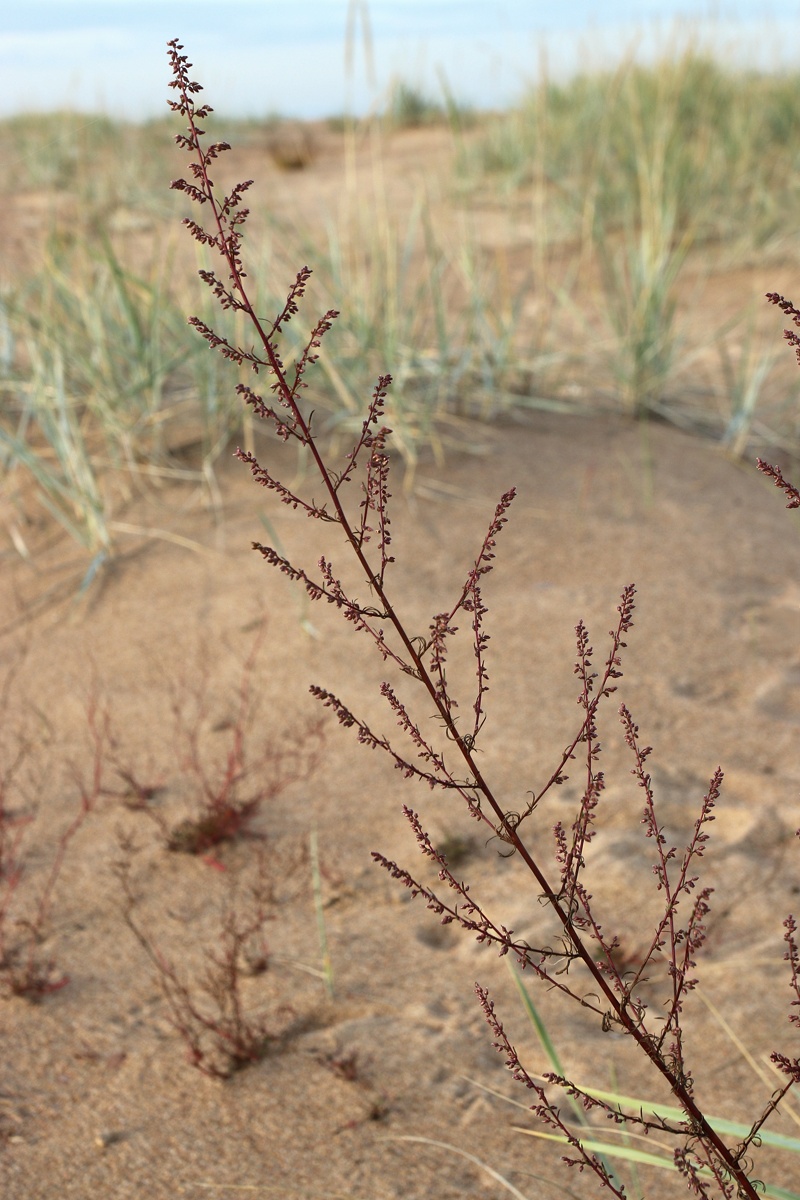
xmin=385 ymin=80 xmax=445 ymax=129
xmin=460 ymin=53 xmax=800 ymax=249
xmin=4 ymin=46 xmax=800 ymax=578
xmin=167 ymin=37 xmax=800 ymax=1197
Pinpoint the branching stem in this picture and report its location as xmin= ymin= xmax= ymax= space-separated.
xmin=166 ymin=40 xmax=771 ymax=1196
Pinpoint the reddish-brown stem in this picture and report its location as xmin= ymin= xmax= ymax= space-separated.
xmin=168 ymin=45 xmax=761 ymax=1195
xmin=236 ymin=263 xmax=754 ymax=1200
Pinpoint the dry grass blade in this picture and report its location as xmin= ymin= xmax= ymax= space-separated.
xmin=384 ymin=1135 xmax=533 ymax=1200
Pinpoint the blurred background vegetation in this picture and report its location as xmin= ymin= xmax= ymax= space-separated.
xmin=2 ymin=48 xmax=800 ymax=574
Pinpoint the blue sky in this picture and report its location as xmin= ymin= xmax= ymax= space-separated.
xmin=1 ymin=1 xmax=797 ymax=118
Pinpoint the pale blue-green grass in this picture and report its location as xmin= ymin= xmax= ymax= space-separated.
xmin=2 ymin=49 xmax=796 ymax=571
xmin=490 ymin=962 xmax=800 ymax=1200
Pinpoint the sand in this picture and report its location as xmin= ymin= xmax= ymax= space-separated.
xmin=2 ymin=408 xmax=800 ymax=1199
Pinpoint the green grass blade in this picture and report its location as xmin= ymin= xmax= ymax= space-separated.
xmin=515 ymin=1127 xmax=800 ymax=1199
xmin=517 ymin=1126 xmax=682 ymax=1170
xmin=505 ymin=960 xmax=626 ymax=1191
xmin=506 ymin=959 xmax=566 ymax=1077
xmin=572 ymin=1084 xmax=800 ymax=1152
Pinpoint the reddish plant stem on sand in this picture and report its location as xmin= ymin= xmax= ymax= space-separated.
xmin=0 ymin=690 xmax=108 ymax=998
xmin=106 ymin=624 xmax=324 ymax=856
xmin=118 ymin=844 xmax=281 ymax=1079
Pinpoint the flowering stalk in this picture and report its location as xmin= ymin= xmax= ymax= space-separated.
xmin=165 ymin=38 xmax=799 ymax=1196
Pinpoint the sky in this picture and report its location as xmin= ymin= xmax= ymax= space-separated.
xmin=1 ymin=1 xmax=799 ymax=119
